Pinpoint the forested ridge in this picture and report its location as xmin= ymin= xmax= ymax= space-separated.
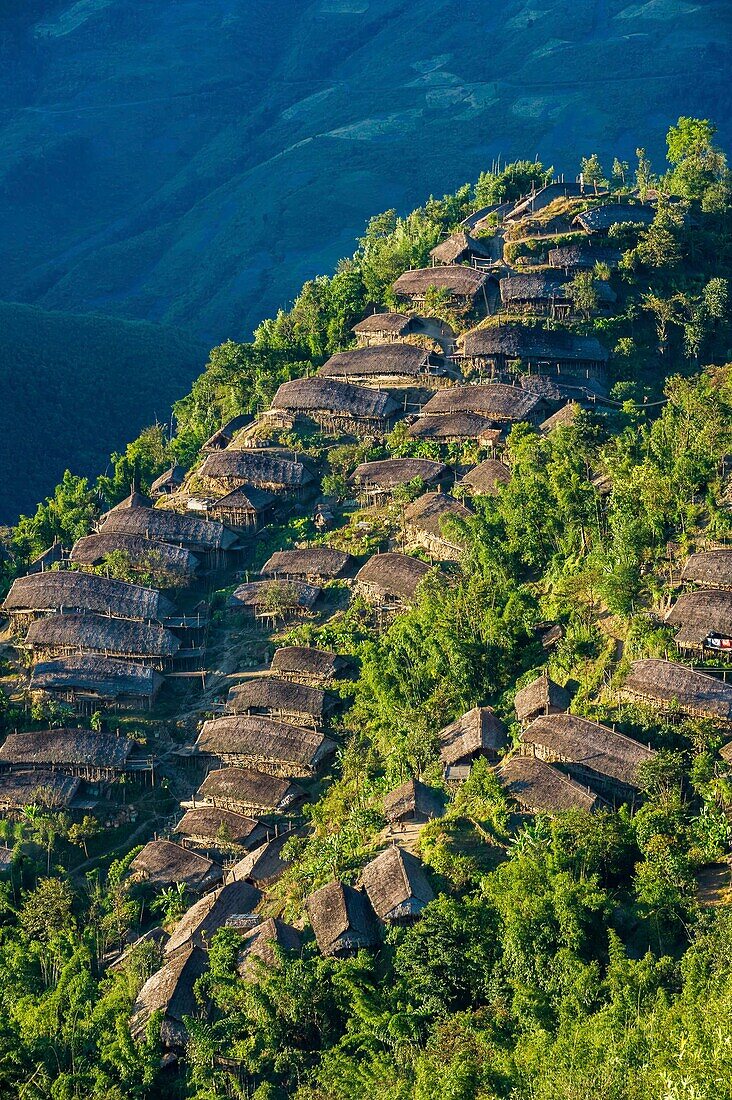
xmin=0 ymin=119 xmax=731 ymax=1099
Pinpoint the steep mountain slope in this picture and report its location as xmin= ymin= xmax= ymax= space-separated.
xmin=1 ymin=0 xmax=730 ymax=343
xmin=0 ymin=301 xmax=204 ymax=522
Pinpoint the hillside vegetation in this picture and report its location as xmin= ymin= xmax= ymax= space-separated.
xmin=0 ymin=120 xmax=731 ymax=1100
xmin=0 ymin=301 xmax=204 ymax=522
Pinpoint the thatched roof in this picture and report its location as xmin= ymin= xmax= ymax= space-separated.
xmin=355 ymin=553 xmax=431 ymax=602
xmin=0 ymin=728 xmax=133 ymax=769
xmin=438 ymin=707 xmax=508 ymax=766
xmin=31 ymin=656 xmax=164 ymax=701
xmin=514 ymin=673 xmax=571 ymax=723
xmin=521 ymin=713 xmax=655 ymax=787
xmin=540 ymin=402 xmax=582 ymax=433
xmin=271 ymin=377 xmax=399 ymax=419
xmin=165 ymin=880 xmax=262 ymax=955
xmin=404 ymin=492 xmax=471 ymax=541
xmin=175 ymin=807 xmax=268 ymax=849
xmin=459 ymin=325 xmax=609 ymax=364
xmin=207 ymin=484 xmax=276 ymax=514
xmin=260 ymin=548 xmax=351 ymax=579
xmin=667 ymin=590 xmax=732 ymax=646
xmin=99 ymin=506 xmax=238 ymax=551
xmin=226 ymin=679 xmax=333 ymax=721
xmin=151 ymin=465 xmax=185 ymax=494
xmin=305 ymin=881 xmax=379 ymax=955
xmin=130 ymin=943 xmax=208 ymax=1049
xmin=237 ymin=917 xmax=301 ymax=976
xmin=383 ymin=778 xmax=443 ymax=823
xmin=548 ymin=244 xmax=622 ymax=269
xmin=130 ymin=840 xmax=222 ymax=892
xmin=3 ymin=571 xmax=175 ymax=622
xmin=353 ymin=312 xmax=412 ymax=336
xmin=430 ymin=231 xmax=493 ymax=265
xmin=318 ymin=344 xmax=438 ymax=380
xmin=419 ymin=383 xmax=542 ymax=421
xmin=201 ymin=414 xmax=252 ymax=452
xmin=682 ymin=551 xmax=732 ymax=589
xmin=458 ymin=459 xmax=511 ymax=495
xmin=226 ymin=830 xmax=296 ymax=887
xmin=500 ymin=271 xmax=569 ymax=302
xmin=361 ymin=846 xmax=434 ymax=921
xmin=230 ymin=580 xmax=321 ymax=612
xmin=70 ymin=533 xmax=200 ymax=578
xmin=408 ymin=412 xmax=500 ymax=442
xmin=392 ymin=265 xmax=489 ymax=297
xmin=499 ymin=756 xmax=600 ymax=814
xmin=574 ymin=202 xmax=655 ymax=232
xmin=197 ymin=767 xmax=305 ymax=813
xmin=25 ymin=612 xmax=181 ymax=659
xmin=0 ymin=769 xmax=81 ymax=808
xmin=100 ymin=489 xmax=151 ymax=518
xmin=197 ymin=716 xmax=334 ymax=771
xmin=199 ymin=449 xmax=315 ymax=489
xmin=351 ymin=458 xmax=448 ymax=491
xmin=270 ymin=646 xmax=346 ymax=682
xmin=622 ymin=659 xmax=732 ymax=719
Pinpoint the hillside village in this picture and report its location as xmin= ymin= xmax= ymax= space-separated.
xmin=1 ymin=128 xmax=732 ymax=1097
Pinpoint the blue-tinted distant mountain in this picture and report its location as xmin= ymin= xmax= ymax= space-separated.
xmin=1 ymin=0 xmax=730 ymax=343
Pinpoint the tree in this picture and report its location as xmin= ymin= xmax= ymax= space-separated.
xmin=635 ymin=147 xmax=654 ymax=201
xmin=666 ymin=116 xmax=728 ymax=201
xmin=580 ymin=153 xmax=606 ymax=191
xmin=566 ymin=271 xmax=598 ymax=319
xmin=612 ymin=157 xmax=629 ymax=189
xmin=68 ymin=815 xmax=101 ymax=859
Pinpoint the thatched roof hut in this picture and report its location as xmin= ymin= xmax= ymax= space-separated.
xmin=355 ymin=553 xmax=431 ymax=606
xmin=30 ymin=655 xmax=164 ymax=710
xmin=198 ymin=450 xmax=315 ymax=495
xmin=270 ymin=377 xmax=399 ymax=436
xmin=392 ymin=266 xmax=491 ymax=312
xmin=666 ymin=590 xmax=732 ymax=652
xmin=226 ymin=830 xmax=297 ymax=888
xmin=352 ymin=312 xmax=414 ymax=342
xmin=305 ymin=881 xmax=379 ymax=956
xmin=237 ymin=918 xmax=301 ymax=977
xmin=438 ymin=706 xmax=508 ymax=767
xmin=403 ymin=492 xmax=471 ymax=559
xmin=226 ymin=678 xmax=335 ymax=727
xmin=351 ymin=458 xmax=449 ymax=499
xmin=100 ymin=489 xmax=151 ymax=519
xmin=548 ymin=244 xmax=622 ymax=270
xmin=498 ymin=756 xmax=601 ymax=814
xmin=499 ymin=273 xmax=616 ymax=313
xmin=196 ymin=767 xmax=305 ymax=817
xmin=260 ymin=547 xmax=351 ymax=581
xmin=621 ymin=659 xmax=732 ymax=721
xmin=383 ymin=778 xmax=443 ymax=824
xmin=573 ymin=202 xmax=655 ymax=233
xmin=520 ymin=713 xmax=655 ymax=794
xmin=514 ymin=673 xmax=571 ymax=725
xmin=196 ymin=715 xmax=334 ymax=777
xmin=270 ymin=646 xmax=348 ymax=685
xmin=361 ymin=846 xmax=434 ymax=923
xmin=681 ymin=551 xmax=732 ymax=590
xmin=24 ymin=612 xmax=181 ymax=666
xmin=0 ymin=769 xmax=81 ymax=813
xmin=201 ymin=414 xmax=252 ymax=453
xmin=419 ymin=383 xmax=543 ymax=423
xmin=3 ymin=571 xmax=175 ymax=623
xmin=175 ymin=807 xmax=268 ymax=852
xmin=151 ymin=464 xmax=185 ymax=496
xmin=0 ymin=728 xmax=133 ymax=776
xmin=458 ymin=459 xmax=511 ymax=496
xmin=205 ymin=485 xmax=277 ymax=530
xmin=430 ymin=231 xmax=493 ymax=266
xmin=129 ymin=840 xmax=222 ymax=893
xmin=165 ymin=880 xmax=262 ymax=956
xmin=540 ymin=402 xmax=582 ymax=434
xmin=409 ymin=412 xmax=501 ymax=445
xmin=230 ymin=580 xmax=321 ymax=619
xmin=458 ymin=325 xmax=609 ymax=374
xmin=317 ymin=344 xmax=448 ymax=386
xmin=70 ymin=532 xmax=200 ymax=582
xmin=129 ymin=943 xmax=208 ymax=1051
xmin=99 ymin=506 xmax=238 ymax=554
